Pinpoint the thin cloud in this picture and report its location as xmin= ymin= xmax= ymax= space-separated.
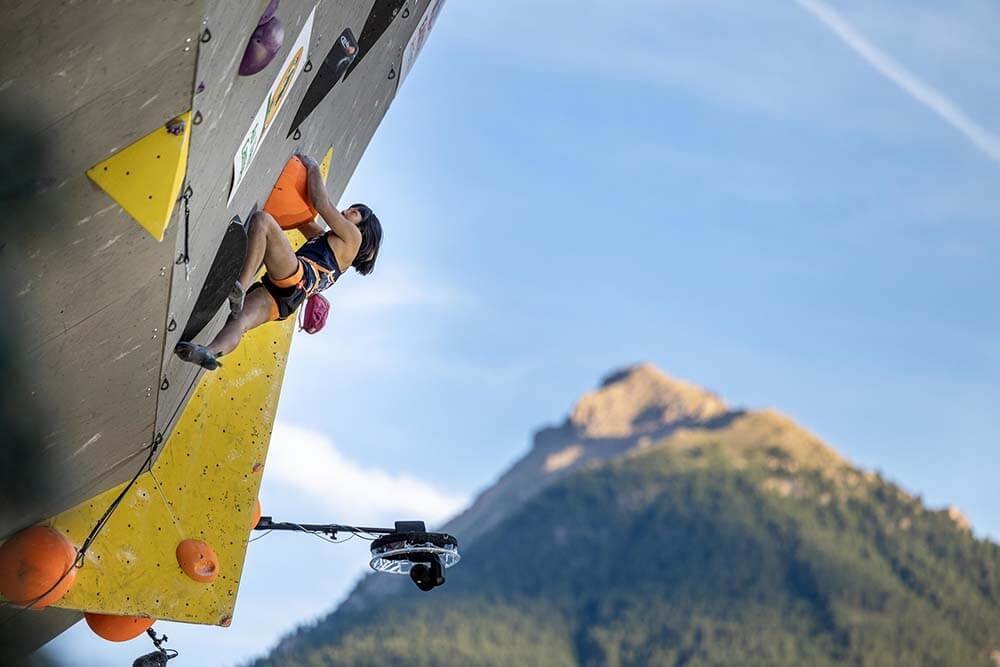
xmin=794 ymin=0 xmax=1000 ymax=166
xmin=264 ymin=422 xmax=468 ymax=526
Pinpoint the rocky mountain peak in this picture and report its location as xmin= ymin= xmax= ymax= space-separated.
xmin=569 ymin=363 xmax=728 ymax=438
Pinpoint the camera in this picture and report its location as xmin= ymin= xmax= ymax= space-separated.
xmin=408 ymin=555 xmax=445 ymax=591
xmin=369 ymin=522 xmax=460 ymax=591
xmin=253 ymin=517 xmax=460 ymax=592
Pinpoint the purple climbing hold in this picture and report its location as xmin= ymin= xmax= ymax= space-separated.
xmin=239 ymin=9 xmax=285 ymax=76
xmin=258 ymin=0 xmax=280 ymax=26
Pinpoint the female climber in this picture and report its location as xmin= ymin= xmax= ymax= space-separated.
xmin=174 ymin=152 xmax=382 ymax=370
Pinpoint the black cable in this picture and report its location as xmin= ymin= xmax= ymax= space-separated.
xmin=248 ymin=530 xmax=273 ymax=543
xmin=133 ymin=627 xmax=179 ymax=665
xmin=291 ymin=523 xmax=356 ymax=545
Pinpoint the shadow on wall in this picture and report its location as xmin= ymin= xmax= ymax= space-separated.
xmin=0 ymin=110 xmax=64 ymax=539
xmin=0 ymin=109 xmax=72 ymax=666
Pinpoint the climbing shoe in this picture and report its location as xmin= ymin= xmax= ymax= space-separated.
xmin=174 ymin=342 xmax=222 ymax=371
xmin=229 ymin=280 xmax=246 ymax=316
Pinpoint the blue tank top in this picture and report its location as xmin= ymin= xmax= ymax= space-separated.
xmin=296 ymin=233 xmax=343 ymax=293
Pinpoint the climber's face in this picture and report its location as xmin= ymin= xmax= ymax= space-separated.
xmin=343 ymin=207 xmax=363 ymax=226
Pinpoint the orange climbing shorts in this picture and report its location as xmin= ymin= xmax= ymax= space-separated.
xmin=252 ymin=260 xmax=308 ymax=322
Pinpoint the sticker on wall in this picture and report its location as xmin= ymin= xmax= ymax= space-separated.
xmin=342 ymin=0 xmax=407 ymax=82
xmin=286 ymin=28 xmax=359 ymax=138
xmin=228 ymin=5 xmax=316 ymax=205
xmin=399 ymin=0 xmax=447 ymax=87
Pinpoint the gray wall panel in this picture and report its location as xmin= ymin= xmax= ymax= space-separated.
xmin=0 ymin=606 xmax=82 ymax=663
xmin=1 ymin=0 xmax=200 ymax=139
xmin=5 ymin=275 xmax=171 ymax=537
xmin=0 ymin=2 xmax=203 ymax=536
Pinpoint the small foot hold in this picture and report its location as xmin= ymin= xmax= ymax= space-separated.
xmin=229 ymin=280 xmax=245 ymax=316
xmin=165 ymin=117 xmax=186 ymax=135
xmin=174 ymin=342 xmax=221 ymax=371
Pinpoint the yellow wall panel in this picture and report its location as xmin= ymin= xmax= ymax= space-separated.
xmin=23 ymin=228 xmax=308 ymax=625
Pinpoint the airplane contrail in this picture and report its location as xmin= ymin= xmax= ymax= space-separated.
xmin=794 ymin=0 xmax=1000 ymax=166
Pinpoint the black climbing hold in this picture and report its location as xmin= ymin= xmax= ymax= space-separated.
xmin=286 ymin=28 xmax=358 ymax=138
xmin=388 ymin=66 xmax=396 ymax=80
xmin=161 ymin=377 xmax=170 ymax=391
xmin=292 ymin=128 xmax=301 ymax=141
xmin=343 ymin=0 xmax=407 ymax=82
xmin=192 ymin=111 xmax=203 ymax=125
xmin=179 ymin=218 xmax=248 ymax=343
xmin=303 ymin=59 xmax=313 ymax=73
xmin=167 ymin=318 xmax=177 ymax=332
xmin=201 ymin=27 xmax=212 ymax=43
xmin=402 ymin=8 xmax=410 ymax=19
xmin=195 ymin=81 xmax=206 ymax=94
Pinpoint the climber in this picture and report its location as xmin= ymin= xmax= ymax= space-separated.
xmin=174 ymin=153 xmax=382 ymax=370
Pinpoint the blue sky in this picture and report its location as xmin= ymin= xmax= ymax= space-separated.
xmin=46 ymin=0 xmax=1000 ymax=664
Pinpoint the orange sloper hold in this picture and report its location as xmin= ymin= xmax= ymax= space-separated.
xmin=85 ymin=612 xmax=156 ymax=642
xmin=251 ymin=499 xmax=262 ymax=531
xmin=175 ymin=539 xmax=219 ymax=583
xmin=263 ymin=155 xmax=317 ymax=230
xmin=0 ymin=525 xmax=77 ymax=608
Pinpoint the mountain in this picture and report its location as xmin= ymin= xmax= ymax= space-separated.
xmin=254 ymin=364 xmax=1000 ymax=666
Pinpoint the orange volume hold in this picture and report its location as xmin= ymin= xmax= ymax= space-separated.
xmin=0 ymin=525 xmax=77 ymax=609
xmin=85 ymin=613 xmax=155 ymax=642
xmin=263 ymin=155 xmax=317 ymax=230
xmin=175 ymin=539 xmax=219 ymax=583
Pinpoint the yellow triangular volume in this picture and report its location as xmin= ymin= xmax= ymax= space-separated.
xmin=86 ymin=111 xmax=192 ymax=242
xmin=318 ymin=145 xmax=334 ymax=181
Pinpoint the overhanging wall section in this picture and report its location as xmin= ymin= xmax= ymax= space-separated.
xmin=0 ymin=0 xmax=203 ymax=538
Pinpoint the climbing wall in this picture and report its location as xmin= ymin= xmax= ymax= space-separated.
xmin=0 ymin=0 xmax=428 ymax=540
xmin=0 ymin=0 xmax=203 ymax=538
xmin=156 ymin=0 xmax=417 ymax=443
xmin=0 ymin=0 xmax=446 ymax=654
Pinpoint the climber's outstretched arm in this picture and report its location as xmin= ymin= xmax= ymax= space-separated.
xmin=299 ymin=153 xmax=361 ymax=247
